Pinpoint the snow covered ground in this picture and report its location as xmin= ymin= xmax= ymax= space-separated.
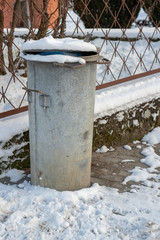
xmin=0 ymin=114 xmax=160 ymax=239
xmin=0 ymin=9 xmax=160 ymax=238
xmin=0 ymin=180 xmax=160 ymax=239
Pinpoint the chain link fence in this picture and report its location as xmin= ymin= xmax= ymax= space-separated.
xmin=0 ymin=0 xmax=160 ymax=118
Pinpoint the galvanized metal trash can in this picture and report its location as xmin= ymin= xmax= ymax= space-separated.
xmin=21 ymin=37 xmax=109 ymax=191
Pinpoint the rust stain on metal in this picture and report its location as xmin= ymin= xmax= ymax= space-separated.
xmin=38 ymin=171 xmax=43 ymax=178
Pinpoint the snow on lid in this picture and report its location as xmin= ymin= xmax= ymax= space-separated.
xmin=21 ymin=36 xmax=97 ymax=53
xmin=20 ymin=36 xmax=97 ymax=64
xmin=20 ymin=53 xmax=86 ymax=64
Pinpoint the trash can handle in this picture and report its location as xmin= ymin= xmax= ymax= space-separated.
xmin=22 ymin=86 xmax=47 ymax=95
xmin=62 ymin=58 xmax=110 ymax=68
xmin=96 ymin=58 xmax=110 ymax=65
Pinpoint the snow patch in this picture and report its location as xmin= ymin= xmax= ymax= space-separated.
xmin=123 ymin=145 xmax=132 ymax=150
xmin=136 ymin=145 xmax=142 ymax=149
xmin=0 ymin=112 xmax=28 ymax=142
xmin=142 ymin=127 xmax=160 ymax=145
xmin=96 ymin=145 xmax=109 ymax=153
xmin=0 ymin=169 xmax=25 ymax=182
xmin=122 ymin=159 xmax=135 ymax=163
xmin=94 ymin=74 xmax=160 ymax=119
xmin=133 ymin=119 xmax=139 ymax=126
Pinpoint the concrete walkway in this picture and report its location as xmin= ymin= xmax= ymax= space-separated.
xmin=1 ymin=141 xmax=160 ymax=192
xmin=92 ymin=142 xmax=160 ymax=192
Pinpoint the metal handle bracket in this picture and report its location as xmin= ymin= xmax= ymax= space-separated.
xmin=22 ymin=87 xmax=47 ymax=95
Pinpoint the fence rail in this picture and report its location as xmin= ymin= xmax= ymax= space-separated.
xmin=0 ymin=0 xmax=160 ymax=118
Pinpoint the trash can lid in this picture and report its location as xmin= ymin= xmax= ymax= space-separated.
xmin=20 ymin=36 xmax=99 ymax=65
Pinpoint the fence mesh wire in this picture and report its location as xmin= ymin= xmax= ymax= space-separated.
xmin=0 ymin=0 xmax=160 ymax=117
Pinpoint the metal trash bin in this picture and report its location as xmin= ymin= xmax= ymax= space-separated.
xmin=21 ymin=36 xmax=109 ymax=191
